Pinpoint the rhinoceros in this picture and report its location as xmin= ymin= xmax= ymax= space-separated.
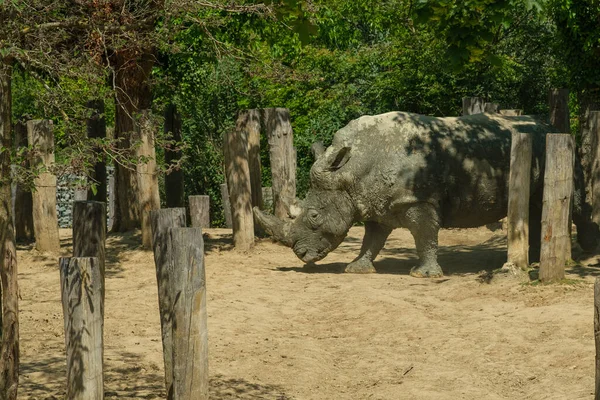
xmin=254 ymin=112 xmax=598 ymax=277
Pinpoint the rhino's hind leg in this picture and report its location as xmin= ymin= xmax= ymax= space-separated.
xmin=404 ymin=203 xmax=443 ymax=278
xmin=345 ymin=222 xmax=392 ymax=274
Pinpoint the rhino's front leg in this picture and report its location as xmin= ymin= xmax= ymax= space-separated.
xmin=404 ymin=203 xmax=443 ymax=278
xmin=345 ymin=222 xmax=392 ymax=274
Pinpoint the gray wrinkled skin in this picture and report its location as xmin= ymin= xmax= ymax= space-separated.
xmin=254 ymin=111 xmax=599 ymax=277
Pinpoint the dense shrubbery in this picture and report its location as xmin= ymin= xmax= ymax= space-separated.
xmin=11 ymin=0 xmax=593 ymax=226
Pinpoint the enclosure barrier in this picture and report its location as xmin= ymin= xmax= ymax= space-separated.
xmin=28 ymin=119 xmax=60 ymax=252
xmin=189 ymin=195 xmax=210 ymax=229
xmin=539 ymin=134 xmax=574 ymax=282
xmin=220 ymin=183 xmax=233 ymax=228
xmin=506 ymin=131 xmax=533 ymax=270
xmin=150 ymin=208 xmax=187 ymax=399
xmin=60 ymin=256 xmax=104 ymax=400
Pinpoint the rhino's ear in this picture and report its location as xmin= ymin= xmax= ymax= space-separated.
xmin=311 ymin=141 xmax=326 ymax=160
xmin=327 ymin=146 xmax=351 ymax=171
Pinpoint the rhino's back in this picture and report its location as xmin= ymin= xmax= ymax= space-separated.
xmin=327 ymin=112 xmax=551 ymax=228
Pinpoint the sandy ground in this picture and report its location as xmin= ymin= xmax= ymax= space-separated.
xmin=16 ymin=225 xmax=600 ymax=399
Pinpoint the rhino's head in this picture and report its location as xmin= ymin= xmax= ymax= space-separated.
xmin=254 ymin=145 xmax=357 ymax=263
xmin=254 ymin=189 xmax=355 ymax=262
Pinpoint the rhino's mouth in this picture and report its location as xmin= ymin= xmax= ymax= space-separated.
xmin=294 ymin=245 xmax=328 ymax=263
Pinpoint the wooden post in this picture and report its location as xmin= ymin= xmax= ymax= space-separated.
xmin=189 ymin=195 xmax=210 ymax=229
xmin=484 ymin=102 xmax=499 ymax=113
xmin=136 ymin=110 xmax=161 ymax=249
xmin=87 ymin=100 xmax=107 ymax=204
xmin=590 ymin=111 xmax=600 ymax=225
xmin=13 ymin=121 xmax=33 ymax=242
xmin=462 ymin=97 xmax=485 ymax=115
xmin=539 ymin=134 xmax=574 ymax=283
xmin=263 ymin=108 xmax=296 ymax=220
xmin=500 ymin=109 xmax=523 ymax=116
xmin=506 ymin=132 xmax=533 ymax=270
xmin=223 ymin=126 xmax=254 ymax=250
xmin=72 ymin=201 xmax=106 ymax=292
xmin=549 ymin=89 xmax=570 ymax=133
xmin=150 ymin=208 xmax=186 ymax=399
xmin=59 ymin=257 xmax=104 ymax=400
xmin=595 ymin=277 xmax=600 ymax=399
xmin=169 ymin=227 xmax=208 ymax=400
xmin=219 ymin=183 xmax=232 ymax=228
xmin=262 ymin=186 xmax=273 ymax=212
xmin=238 ymin=110 xmax=263 ymax=210
xmin=27 ymin=119 xmax=60 ymax=252
xmin=164 ymin=104 xmax=185 ymax=208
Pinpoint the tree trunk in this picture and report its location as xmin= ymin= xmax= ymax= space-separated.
xmin=578 ymin=89 xmax=600 ymax=205
xmin=263 ymin=108 xmax=296 ymax=220
xmin=0 ymin=58 xmax=19 ymax=400
xmin=112 ymin=51 xmax=154 ymax=233
xmin=539 ymin=134 xmax=574 ymax=283
xmin=87 ymin=100 xmax=107 ymax=204
xmin=220 ymin=183 xmax=232 ymax=229
xmin=237 ymin=110 xmax=263 ymax=210
xmin=164 ymin=104 xmax=185 ymax=209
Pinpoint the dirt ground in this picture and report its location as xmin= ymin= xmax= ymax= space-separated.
xmin=16 ymin=225 xmax=600 ymax=399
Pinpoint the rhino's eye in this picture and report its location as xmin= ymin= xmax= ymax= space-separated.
xmin=307 ymin=208 xmax=323 ymax=229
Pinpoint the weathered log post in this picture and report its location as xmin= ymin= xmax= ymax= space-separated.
xmin=27 ymin=119 xmax=60 ymax=252
xmin=549 ymin=89 xmax=570 ymax=134
xmin=13 ymin=121 xmax=33 ymax=242
xmin=462 ymin=97 xmax=485 ymax=115
xmin=87 ymin=100 xmax=107 ymax=204
xmin=59 ymin=256 xmax=104 ymax=400
xmin=539 ymin=134 xmax=574 ymax=283
xmin=506 ymin=131 xmax=533 ymax=270
xmin=169 ymin=227 xmax=208 ymax=400
xmin=164 ymin=104 xmax=185 ymax=208
xmin=589 ymin=111 xmax=600 ymax=225
xmin=189 ymin=195 xmax=210 ymax=229
xmin=484 ymin=102 xmax=499 ymax=113
xmin=499 ymin=109 xmax=523 ymax=116
xmin=223 ymin=124 xmax=254 ymax=250
xmin=238 ymin=110 xmax=263 ymax=210
xmin=150 ymin=208 xmax=187 ymax=399
xmin=595 ymin=277 xmax=600 ymax=399
xmin=263 ymin=108 xmax=296 ymax=219
xmin=220 ymin=183 xmax=232 ymax=228
xmin=72 ymin=201 xmax=106 ymax=292
xmin=137 ymin=110 xmax=161 ymax=249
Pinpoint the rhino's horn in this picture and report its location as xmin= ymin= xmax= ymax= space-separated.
xmin=253 ymin=207 xmax=293 ymax=247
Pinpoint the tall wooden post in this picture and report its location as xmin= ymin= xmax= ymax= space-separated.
xmin=590 ymin=111 xmax=600 ymax=224
xmin=506 ymin=132 xmax=533 ymax=270
xmin=220 ymin=183 xmax=232 ymax=228
xmin=238 ymin=110 xmax=263 ymax=210
xmin=264 ymin=108 xmax=296 ymax=220
xmin=169 ymin=227 xmax=208 ymax=400
xmin=189 ymin=195 xmax=210 ymax=229
xmin=223 ymin=126 xmax=254 ymax=250
xmin=87 ymin=100 xmax=107 ymax=204
xmin=484 ymin=102 xmax=499 ymax=113
xmin=462 ymin=97 xmax=485 ymax=115
xmin=72 ymin=201 xmax=106 ymax=296
xmin=164 ymin=104 xmax=185 ymax=209
xmin=549 ymin=89 xmax=570 ymax=133
xmin=59 ymin=257 xmax=104 ymax=400
xmin=27 ymin=119 xmax=60 ymax=252
xmin=136 ymin=110 xmax=161 ymax=249
xmin=150 ymin=208 xmax=186 ymax=400
xmin=13 ymin=121 xmax=33 ymax=242
xmin=539 ymin=134 xmax=574 ymax=283
xmin=595 ymin=277 xmax=600 ymax=400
